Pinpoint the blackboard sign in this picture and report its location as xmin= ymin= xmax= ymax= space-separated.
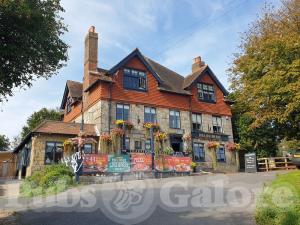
xmin=245 ymin=152 xmax=257 ymax=173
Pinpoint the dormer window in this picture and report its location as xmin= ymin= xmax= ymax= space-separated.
xmin=197 ymin=83 xmax=216 ymax=103
xmin=66 ymin=97 xmax=72 ymax=113
xmin=123 ymin=68 xmax=147 ymax=91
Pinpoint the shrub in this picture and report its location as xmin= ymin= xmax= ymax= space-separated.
xmin=20 ymin=163 xmax=74 ymax=197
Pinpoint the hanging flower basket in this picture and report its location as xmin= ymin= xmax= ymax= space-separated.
xmin=115 ymin=120 xmax=134 ymax=130
xmin=207 ymin=141 xmax=220 ymax=150
xmin=100 ymin=133 xmax=112 ymax=143
xmin=155 ymin=131 xmax=167 ymax=142
xmin=182 ymin=133 xmax=192 ymax=142
xmin=111 ymin=128 xmax=125 ymax=137
xmin=143 ymin=122 xmax=160 ymax=131
xmin=226 ymin=143 xmax=241 ymax=151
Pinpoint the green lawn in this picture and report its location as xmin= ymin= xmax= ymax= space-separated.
xmin=255 ymin=170 xmax=300 ymax=225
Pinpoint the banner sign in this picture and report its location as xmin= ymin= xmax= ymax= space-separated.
xmin=155 ymin=156 xmax=191 ymax=172
xmin=131 ymin=154 xmax=152 ymax=172
xmin=108 ymin=155 xmax=131 ymax=173
xmin=83 ymin=154 xmax=108 ymax=173
xmin=82 ymin=154 xmax=191 ymax=173
xmin=173 ymin=157 xmax=191 ymax=172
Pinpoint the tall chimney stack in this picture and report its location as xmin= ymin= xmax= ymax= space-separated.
xmin=83 ymin=26 xmax=98 ymax=109
xmin=83 ymin=26 xmax=98 ymax=90
xmin=192 ymin=56 xmax=205 ymax=73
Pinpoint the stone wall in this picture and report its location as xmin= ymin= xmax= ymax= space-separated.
xmin=72 ymin=99 xmax=236 ymax=171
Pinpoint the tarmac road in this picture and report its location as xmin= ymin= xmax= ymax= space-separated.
xmin=4 ymin=171 xmax=285 ymax=225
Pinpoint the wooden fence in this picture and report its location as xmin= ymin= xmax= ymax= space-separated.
xmin=257 ymin=157 xmax=296 ymax=171
xmin=0 ymin=162 xmax=17 ymax=179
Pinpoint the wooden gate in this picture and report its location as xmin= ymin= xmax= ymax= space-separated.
xmin=0 ymin=162 xmax=17 ymax=178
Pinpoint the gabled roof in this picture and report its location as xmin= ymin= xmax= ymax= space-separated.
xmin=14 ymin=120 xmax=98 ymax=153
xmin=60 ymin=80 xmax=83 ymax=109
xmin=183 ymin=66 xmax=229 ymax=95
xmin=107 ymin=48 xmax=227 ymax=96
xmin=108 ymin=48 xmax=163 ymax=84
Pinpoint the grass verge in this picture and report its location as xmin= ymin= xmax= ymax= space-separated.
xmin=255 ymin=170 xmax=300 ymax=225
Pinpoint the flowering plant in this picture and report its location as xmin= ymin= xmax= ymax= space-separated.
xmin=207 ymin=141 xmax=220 ymax=150
xmin=125 ymin=121 xmax=134 ymax=130
xmin=155 ymin=131 xmax=167 ymax=142
xmin=182 ymin=133 xmax=192 ymax=142
xmin=111 ymin=128 xmax=125 ymax=137
xmin=226 ymin=143 xmax=241 ymax=151
xmin=190 ymin=161 xmax=197 ymax=168
xmin=143 ymin=122 xmax=160 ymax=130
xmin=115 ymin=120 xmax=125 ymax=126
xmin=100 ymin=133 xmax=112 ymax=143
xmin=115 ymin=120 xmax=134 ymax=130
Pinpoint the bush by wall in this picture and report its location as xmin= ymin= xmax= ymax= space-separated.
xmin=20 ymin=164 xmax=74 ymax=197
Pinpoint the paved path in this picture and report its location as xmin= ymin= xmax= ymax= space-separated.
xmin=2 ymin=171 xmax=284 ymax=225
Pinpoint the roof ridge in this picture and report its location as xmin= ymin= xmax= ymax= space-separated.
xmin=144 ymin=56 xmax=184 ymax=79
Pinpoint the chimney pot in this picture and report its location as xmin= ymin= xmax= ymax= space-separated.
xmin=89 ymin=26 xmax=95 ymax=33
xmin=194 ymin=56 xmax=201 ymax=63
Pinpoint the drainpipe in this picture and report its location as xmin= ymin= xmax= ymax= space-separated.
xmin=189 ymin=93 xmax=194 ymax=159
xmin=108 ymin=82 xmax=112 ymax=132
xmin=80 ymin=99 xmax=84 ymax=132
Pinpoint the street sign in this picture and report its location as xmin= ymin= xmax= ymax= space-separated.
xmin=245 ymin=152 xmax=257 ymax=173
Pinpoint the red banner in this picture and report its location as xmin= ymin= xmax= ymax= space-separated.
xmin=155 ymin=156 xmax=191 ymax=172
xmin=131 ymin=154 xmax=152 ymax=172
xmin=83 ymin=154 xmax=108 ymax=173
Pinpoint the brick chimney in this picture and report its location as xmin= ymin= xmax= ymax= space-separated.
xmin=83 ymin=26 xmax=98 ymax=91
xmin=192 ymin=56 xmax=205 ymax=73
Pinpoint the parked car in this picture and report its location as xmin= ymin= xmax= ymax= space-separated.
xmin=291 ymin=149 xmax=300 ymax=169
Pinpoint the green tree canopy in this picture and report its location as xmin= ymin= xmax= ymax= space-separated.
xmin=229 ymin=0 xmax=300 ymax=156
xmin=0 ymin=135 xmax=10 ymax=151
xmin=21 ymin=107 xmax=61 ymax=138
xmin=0 ymin=0 xmax=68 ymax=102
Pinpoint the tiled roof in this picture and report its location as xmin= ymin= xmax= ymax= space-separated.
xmin=182 ymin=65 xmax=208 ymax=89
xmin=66 ymin=80 xmax=82 ymax=99
xmin=33 ymin=120 xmax=97 ymax=136
xmin=144 ymin=57 xmax=191 ymax=95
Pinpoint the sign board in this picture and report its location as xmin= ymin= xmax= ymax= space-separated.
xmin=155 ymin=156 xmax=191 ymax=172
xmin=108 ymin=155 xmax=131 ymax=173
xmin=131 ymin=154 xmax=152 ymax=172
xmin=83 ymin=154 xmax=108 ymax=173
xmin=245 ymin=152 xmax=257 ymax=173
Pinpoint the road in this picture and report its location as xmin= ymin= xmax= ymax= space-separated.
xmin=2 ymin=171 xmax=283 ymax=225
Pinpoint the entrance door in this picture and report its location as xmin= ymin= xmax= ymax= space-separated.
xmin=169 ymin=134 xmax=183 ymax=152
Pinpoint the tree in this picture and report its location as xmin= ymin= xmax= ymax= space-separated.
xmin=0 ymin=135 xmax=10 ymax=151
xmin=21 ymin=108 xmax=61 ymax=138
xmin=0 ymin=0 xmax=68 ymax=102
xmin=229 ymin=0 xmax=300 ymax=156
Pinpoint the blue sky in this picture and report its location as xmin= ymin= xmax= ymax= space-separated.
xmin=0 ymin=0 xmax=281 ymax=140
